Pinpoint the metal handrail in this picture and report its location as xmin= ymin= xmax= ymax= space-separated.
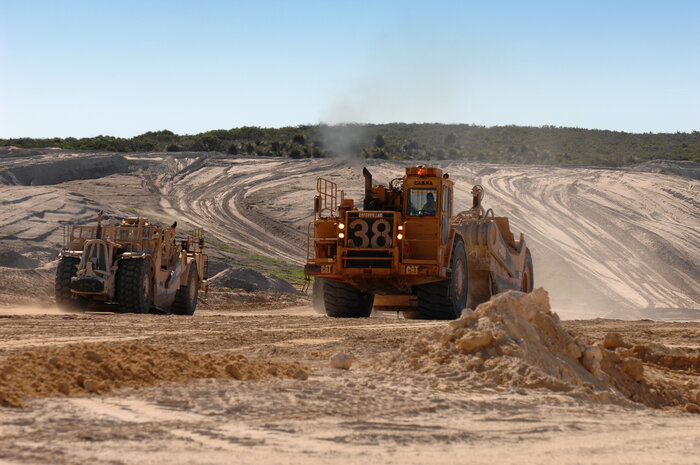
xmin=306 ymin=221 xmax=314 ymax=262
xmin=316 ymin=178 xmax=338 ymax=219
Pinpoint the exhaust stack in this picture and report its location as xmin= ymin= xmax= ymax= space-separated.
xmin=96 ymin=210 xmax=103 ymax=239
xmin=363 ymin=167 xmax=372 ymax=210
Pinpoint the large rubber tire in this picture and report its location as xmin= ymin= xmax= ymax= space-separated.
xmin=172 ymin=265 xmax=199 ymax=316
xmin=416 ymin=238 xmax=468 ymax=319
xmin=323 ymin=279 xmax=374 ymax=318
xmin=311 ymin=278 xmax=326 ymax=314
xmin=55 ymin=257 xmax=88 ymax=311
xmin=521 ymin=249 xmax=534 ymax=293
xmin=116 ymin=259 xmax=153 ymax=314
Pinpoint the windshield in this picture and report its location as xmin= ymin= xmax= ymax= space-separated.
xmin=407 ymin=188 xmax=437 ymax=216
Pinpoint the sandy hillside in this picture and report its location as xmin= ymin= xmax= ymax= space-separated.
xmin=1 ymin=150 xmax=697 ymax=318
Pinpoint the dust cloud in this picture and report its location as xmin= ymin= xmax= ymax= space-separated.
xmin=316 ymin=123 xmax=368 ymax=160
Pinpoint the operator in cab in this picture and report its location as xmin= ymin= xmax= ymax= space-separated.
xmin=420 ymin=192 xmax=436 ymax=215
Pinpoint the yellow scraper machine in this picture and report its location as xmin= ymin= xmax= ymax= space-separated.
xmin=56 ymin=213 xmax=207 ymax=315
xmin=305 ymin=165 xmax=533 ymax=319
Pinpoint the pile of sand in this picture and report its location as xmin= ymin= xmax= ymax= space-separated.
xmin=0 ymin=342 xmax=309 ymax=408
xmin=0 ymin=146 xmax=45 ymax=158
xmin=380 ymin=289 xmax=700 ymax=411
xmin=0 ymin=154 xmax=129 ymax=186
xmin=599 ymin=335 xmax=700 ymax=410
xmin=209 ymin=267 xmax=297 ymax=294
xmin=632 ymin=159 xmax=700 ymax=180
xmin=0 ymin=267 xmax=53 ymax=304
xmin=0 ymin=250 xmax=39 ymax=269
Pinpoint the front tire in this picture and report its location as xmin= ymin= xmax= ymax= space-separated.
xmin=172 ymin=265 xmax=199 ymax=315
xmin=311 ymin=278 xmax=326 ymax=314
xmin=323 ymin=279 xmax=374 ymax=318
xmin=416 ymin=238 xmax=468 ymax=319
xmin=55 ymin=257 xmax=88 ymax=311
xmin=117 ymin=259 xmax=153 ymax=314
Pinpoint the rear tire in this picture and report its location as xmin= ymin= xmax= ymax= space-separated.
xmin=311 ymin=278 xmax=326 ymax=314
xmin=521 ymin=249 xmax=534 ymax=293
xmin=117 ymin=259 xmax=153 ymax=314
xmin=323 ymin=279 xmax=374 ymax=318
xmin=416 ymin=238 xmax=468 ymax=319
xmin=55 ymin=257 xmax=88 ymax=311
xmin=172 ymin=265 xmax=199 ymax=316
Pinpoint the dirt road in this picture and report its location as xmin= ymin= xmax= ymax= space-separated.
xmin=1 ymin=300 xmax=699 ymax=465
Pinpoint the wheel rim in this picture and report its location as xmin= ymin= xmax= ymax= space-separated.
xmin=522 ymin=268 xmax=531 ymax=292
xmin=188 ymin=272 xmax=197 ymax=302
xmin=142 ymin=269 xmax=152 ymax=309
xmin=453 ymin=256 xmax=466 ymax=300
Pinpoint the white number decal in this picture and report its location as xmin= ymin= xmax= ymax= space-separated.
xmin=350 ymin=218 xmax=393 ymax=248
xmin=349 ymin=219 xmax=369 ymax=248
xmin=370 ymin=219 xmax=392 ymax=248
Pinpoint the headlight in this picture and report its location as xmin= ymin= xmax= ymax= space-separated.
xmin=338 ymin=232 xmax=345 ymax=239
xmin=398 ymin=225 xmax=403 ymax=231
xmin=338 ymin=223 xmax=345 ymax=230
xmin=397 ymin=233 xmax=403 ymax=240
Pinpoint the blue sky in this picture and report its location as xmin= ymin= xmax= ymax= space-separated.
xmin=0 ymin=0 xmax=698 ymax=137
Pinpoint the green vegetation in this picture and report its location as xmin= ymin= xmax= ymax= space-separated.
xmin=2 ymin=124 xmax=699 ymax=166
xmin=204 ymin=236 xmax=305 ymax=286
xmin=0 ymin=229 xmax=18 ymax=240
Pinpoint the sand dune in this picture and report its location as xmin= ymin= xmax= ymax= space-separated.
xmin=0 ymin=151 xmax=698 ymax=319
xmin=148 ymin=155 xmax=699 ymax=319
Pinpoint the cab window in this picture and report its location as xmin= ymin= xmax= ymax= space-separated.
xmin=407 ymin=188 xmax=437 ymax=216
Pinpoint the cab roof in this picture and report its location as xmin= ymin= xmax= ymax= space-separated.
xmin=405 ymin=166 xmax=443 ymax=178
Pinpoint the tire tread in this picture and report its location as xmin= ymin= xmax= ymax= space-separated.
xmin=323 ymin=279 xmax=373 ymax=318
xmin=117 ymin=259 xmax=151 ymax=313
xmin=416 ymin=238 xmax=468 ymax=319
xmin=55 ymin=257 xmax=88 ymax=310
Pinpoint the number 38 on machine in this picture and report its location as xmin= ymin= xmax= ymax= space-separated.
xmin=347 ymin=213 xmax=394 ymax=249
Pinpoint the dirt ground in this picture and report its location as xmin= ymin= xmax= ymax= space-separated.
xmin=1 ymin=151 xmax=699 ymax=464
xmin=1 ymin=295 xmax=699 ymax=465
